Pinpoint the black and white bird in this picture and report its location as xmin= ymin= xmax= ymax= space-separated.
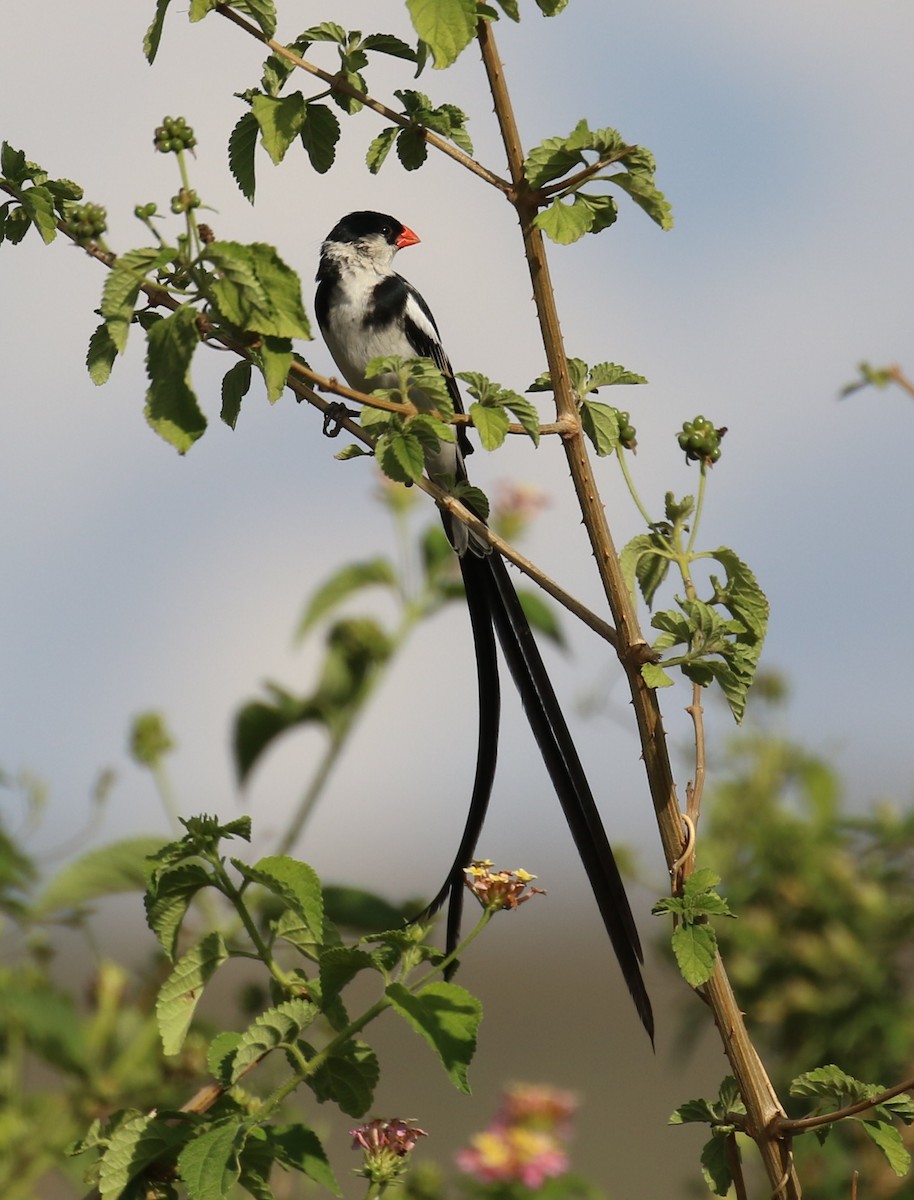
xmin=315 ymin=211 xmax=653 ymax=1040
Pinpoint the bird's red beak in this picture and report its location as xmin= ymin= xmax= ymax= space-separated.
xmin=395 ymin=224 xmax=421 ymax=249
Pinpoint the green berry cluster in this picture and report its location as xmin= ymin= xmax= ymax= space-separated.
xmin=134 ymin=202 xmax=158 ymax=220
xmin=68 ymin=202 xmax=107 ymax=244
xmin=153 ymin=116 xmax=197 ymax=154
xmin=678 ymin=415 xmax=726 ymax=465
xmin=616 ymin=410 xmax=637 ymax=451
xmin=170 ymin=189 xmax=201 ymax=214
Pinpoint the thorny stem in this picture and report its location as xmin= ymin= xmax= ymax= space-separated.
xmin=776 ymin=1075 xmax=914 ymax=1134
xmin=477 ymin=17 xmax=800 ymax=1198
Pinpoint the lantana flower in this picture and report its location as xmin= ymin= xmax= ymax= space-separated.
xmin=463 ymin=861 xmax=546 ymax=911
xmin=351 ymin=1118 xmax=427 ymax=1188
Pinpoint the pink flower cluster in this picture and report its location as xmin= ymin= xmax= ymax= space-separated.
xmin=463 ymin=861 xmax=546 ymax=912
xmin=455 ymin=1084 xmax=578 ymax=1190
xmin=350 ymin=1118 xmax=428 ymax=1186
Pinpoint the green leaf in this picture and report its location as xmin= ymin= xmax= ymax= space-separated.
xmin=236 ymin=855 xmax=324 ymax=943
xmin=144 ymin=0 xmax=172 ymax=63
xmin=860 ymin=1120 xmax=911 ymax=1176
xmin=0 ymin=979 xmax=87 ymax=1075
xmin=207 ymin=1031 xmax=242 ymax=1085
xmin=238 ymin=0 xmax=277 ymax=38
xmin=221 ymin=359 xmax=252 ymax=429
xmin=376 ymin=428 xmax=427 ymax=483
xmin=533 ymin=195 xmax=594 ymax=245
xmin=620 ymin=533 xmax=671 ymax=609
xmin=669 ymin=1097 xmax=719 ymax=1126
xmin=251 ymin=92 xmax=307 ymax=165
xmin=362 ymin=33 xmax=418 ymax=60
xmin=204 ymin=241 xmax=310 ymax=339
xmin=98 ymin=1113 xmax=193 ymax=1200
xmin=144 ymin=862 xmax=214 ymax=959
xmin=86 ymin=322 xmax=119 ymax=386
xmin=469 ymin=401 xmax=510 ymax=450
xmin=189 ymin=0 xmax=218 ymax=18
xmin=231 ymin=998 xmax=321 ymax=1082
xmin=671 ymin=922 xmax=718 ymax=986
xmin=587 ymin=361 xmax=648 ymax=389
xmin=33 ymin=836 xmax=164 ymax=916
xmin=300 ymin=103 xmax=340 ymax=174
xmin=156 ymin=932 xmax=229 ymax=1055
xmin=295 ymin=558 xmax=396 ymax=638
xmin=366 ymin=126 xmax=398 ymax=174
xmin=641 ymin=661 xmax=674 ymax=689
xmin=319 ymin=946 xmax=379 ymax=1004
xmin=322 ymin=885 xmax=408 ymax=932
xmin=580 ymin=399 xmax=620 ymax=456
xmin=308 ymin=1040 xmax=379 ymax=1117
xmin=700 ymin=1131 xmax=734 ymax=1197
xmin=396 ymin=126 xmax=428 ymax=170
xmin=257 ymin=335 xmax=292 ymax=403
xmin=145 ymin=303 xmax=207 ymax=453
xmin=101 ymin=246 xmax=171 ymax=352
xmin=177 ymin=1119 xmax=245 ymax=1200
xmin=516 ymin=589 xmax=564 ymax=647
xmin=610 ymin=166 xmax=674 ymax=230
xmin=385 ymin=981 xmax=481 ymax=1092
xmin=406 ymin=0 xmax=477 ymax=67
xmin=229 ymin=111 xmax=259 ymax=203
xmin=268 ymin=1124 xmax=340 ymax=1195
xmin=20 ymin=184 xmax=58 ymax=244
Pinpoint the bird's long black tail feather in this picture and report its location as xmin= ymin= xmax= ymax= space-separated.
xmin=461 ymin=550 xmax=654 ymax=1042
xmin=414 ymin=550 xmax=501 ymax=971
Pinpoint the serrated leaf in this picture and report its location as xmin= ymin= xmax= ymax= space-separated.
xmin=861 ymin=1120 xmax=911 ymax=1176
xmin=101 ymin=246 xmax=171 ymax=353
xmin=98 ymin=1113 xmax=192 ymax=1200
xmin=534 ymin=195 xmax=594 ymax=245
xmin=587 ymin=361 xmax=648 ymax=389
xmin=377 ymin=429 xmax=426 ymax=483
xmin=207 ymin=1031 xmax=242 ymax=1085
xmin=189 ymin=0 xmax=219 ymax=20
xmin=672 ymin=922 xmax=718 ymax=986
xmin=319 ymin=946 xmax=378 ymax=1004
xmin=300 ymin=103 xmax=340 ymax=174
xmin=144 ymin=0 xmax=172 ymax=62
xmin=221 ymin=359 xmax=252 ymax=429
xmin=156 ymin=932 xmax=229 ymax=1056
xmin=610 ymin=168 xmax=674 ymax=230
xmin=231 ymin=998 xmax=321 ymax=1082
xmin=33 ymin=836 xmax=164 ymax=916
xmin=251 ymin=92 xmax=306 ymax=165
xmin=239 ymin=0 xmax=277 ymax=38
xmin=396 ymin=126 xmax=428 ymax=170
xmin=405 ymin=0 xmax=477 ymax=68
xmin=238 ymin=855 xmax=324 ymax=942
xmin=177 ymin=1119 xmax=245 ymax=1200
xmin=204 ymin=241 xmax=310 ymax=339
xmin=144 ymin=862 xmax=214 ymax=959
xmin=229 ymin=111 xmax=258 ymax=203
xmin=20 ymin=185 xmax=58 ymax=244
xmin=145 ymin=303 xmax=207 ymax=453
xmin=469 ymin=401 xmax=509 ymax=450
xmin=296 ymin=558 xmax=396 ymax=639
xmin=86 ymin=322 xmax=119 ymax=386
xmin=580 ymin=398 xmax=620 ymax=456
xmin=669 ymin=1098 xmax=719 ymax=1125
xmin=700 ymin=1131 xmax=734 ymax=1197
xmin=366 ymin=126 xmax=398 ymax=174
xmin=385 ymin=981 xmax=481 ymax=1092
xmin=257 ymin=335 xmax=292 ymax=403
xmin=308 ymin=1040 xmax=379 ymax=1116
xmin=641 ymin=661 xmax=674 ymax=689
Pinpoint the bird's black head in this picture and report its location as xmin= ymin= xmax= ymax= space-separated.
xmin=323 ymin=211 xmax=420 ymax=251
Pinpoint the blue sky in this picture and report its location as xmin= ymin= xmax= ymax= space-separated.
xmin=2 ymin=1 xmax=914 ymax=1191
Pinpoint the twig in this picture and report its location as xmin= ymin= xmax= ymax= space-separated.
xmin=214 ymin=4 xmax=511 ymax=194
xmin=540 ymin=147 xmax=637 ymax=197
xmin=777 ymin=1075 xmax=914 ymax=1134
xmin=685 ymin=682 xmax=706 ymax=824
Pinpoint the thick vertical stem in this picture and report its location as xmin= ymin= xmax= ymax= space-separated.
xmin=477 ymin=18 xmax=800 ymax=1197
